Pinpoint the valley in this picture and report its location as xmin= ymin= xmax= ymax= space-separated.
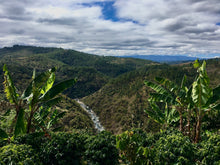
xmin=0 ymin=45 xmax=220 ymax=133
xmin=0 ymin=45 xmax=220 ymax=164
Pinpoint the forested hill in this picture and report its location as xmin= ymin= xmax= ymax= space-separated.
xmin=83 ymin=58 xmax=220 ymax=134
xmin=0 ymin=45 xmax=154 ymax=98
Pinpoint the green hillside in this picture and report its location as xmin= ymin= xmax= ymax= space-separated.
xmin=0 ymin=45 xmax=154 ymax=98
xmin=83 ymin=59 xmax=220 ymax=134
xmin=0 ymin=45 xmax=154 ymax=132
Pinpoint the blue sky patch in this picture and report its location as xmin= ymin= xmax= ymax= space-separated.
xmin=82 ymin=1 xmax=119 ymax=22
xmin=81 ymin=1 xmax=143 ymax=25
xmin=216 ymin=22 xmax=220 ymax=26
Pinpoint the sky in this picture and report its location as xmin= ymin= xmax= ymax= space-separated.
xmin=0 ymin=0 xmax=220 ymax=58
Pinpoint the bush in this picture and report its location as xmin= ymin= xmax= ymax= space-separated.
xmin=116 ymin=129 xmax=152 ymax=165
xmin=0 ymin=144 xmax=41 ymax=165
xmin=198 ymin=133 xmax=220 ymax=164
xmin=153 ymin=132 xmax=196 ymax=164
xmin=14 ymin=132 xmax=48 ymax=153
xmin=41 ymin=132 xmax=87 ymax=165
xmin=85 ymin=131 xmax=119 ymax=165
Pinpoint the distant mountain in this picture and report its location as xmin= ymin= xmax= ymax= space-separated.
xmin=120 ymin=55 xmax=199 ymax=63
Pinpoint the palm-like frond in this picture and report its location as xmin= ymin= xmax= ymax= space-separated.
xmin=0 ymin=128 xmax=8 ymax=140
xmin=22 ymin=67 xmax=56 ymax=100
xmin=41 ymin=78 xmax=77 ymax=102
xmin=3 ymin=64 xmax=19 ymax=104
xmin=144 ymin=80 xmax=169 ymax=95
xmin=144 ymin=103 xmax=165 ymax=124
xmin=14 ymin=108 xmax=26 ymax=137
xmin=192 ymin=61 xmax=212 ymax=109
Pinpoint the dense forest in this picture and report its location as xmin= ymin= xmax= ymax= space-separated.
xmin=0 ymin=45 xmax=220 ymax=164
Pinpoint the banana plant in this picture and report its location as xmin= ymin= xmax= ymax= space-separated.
xmin=1 ymin=65 xmax=76 ymax=141
xmin=33 ymin=106 xmax=66 ymax=133
xmin=144 ymin=60 xmax=220 ymax=143
xmin=144 ymin=75 xmax=190 ymax=132
xmin=192 ymin=60 xmax=220 ymax=142
xmin=2 ymin=64 xmax=25 ymax=140
xmin=144 ymin=101 xmax=179 ymax=129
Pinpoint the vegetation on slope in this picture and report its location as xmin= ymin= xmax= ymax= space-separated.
xmin=0 ymin=45 xmax=154 ymax=98
xmin=83 ymin=59 xmax=220 ymax=134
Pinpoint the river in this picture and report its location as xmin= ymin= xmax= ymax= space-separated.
xmin=75 ymin=99 xmax=105 ymax=132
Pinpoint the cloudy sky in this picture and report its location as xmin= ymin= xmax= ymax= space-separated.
xmin=0 ymin=0 xmax=220 ymax=57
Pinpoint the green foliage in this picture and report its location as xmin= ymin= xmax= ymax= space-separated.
xmin=0 ymin=144 xmax=41 ymax=165
xmin=0 ymin=128 xmax=8 ymax=140
xmin=1 ymin=128 xmax=220 ymax=165
xmin=153 ymin=132 xmax=196 ymax=164
xmin=41 ymin=132 xmax=87 ymax=165
xmin=85 ymin=131 xmax=119 ymax=165
xmin=144 ymin=60 xmax=220 ymax=142
xmin=3 ymin=64 xmax=19 ymax=104
xmin=144 ymin=102 xmax=179 ymax=128
xmin=116 ymin=129 xmax=152 ymax=165
xmin=1 ymin=65 xmax=76 ymax=139
xmin=198 ymin=132 xmax=220 ymax=164
xmin=14 ymin=108 xmax=26 ymax=138
xmin=14 ymin=132 xmax=47 ymax=152
xmin=192 ymin=60 xmax=212 ymax=109
xmin=33 ymin=107 xmax=65 ymax=132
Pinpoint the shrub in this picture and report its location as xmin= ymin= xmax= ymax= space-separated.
xmin=85 ymin=131 xmax=119 ymax=165
xmin=0 ymin=144 xmax=41 ymax=165
xmin=116 ymin=129 xmax=152 ymax=165
xmin=153 ymin=132 xmax=196 ymax=164
xmin=198 ymin=133 xmax=220 ymax=164
xmin=14 ymin=132 xmax=48 ymax=152
xmin=41 ymin=132 xmax=87 ymax=165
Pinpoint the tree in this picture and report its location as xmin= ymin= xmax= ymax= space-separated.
xmin=144 ymin=60 xmax=220 ymax=143
xmin=192 ymin=60 xmax=220 ymax=142
xmin=0 ymin=65 xmax=76 ymax=141
xmin=144 ymin=75 xmax=190 ymax=133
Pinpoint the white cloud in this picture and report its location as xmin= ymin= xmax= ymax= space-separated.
xmin=0 ymin=0 xmax=220 ymax=57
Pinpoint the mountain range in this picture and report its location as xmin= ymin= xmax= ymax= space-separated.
xmin=120 ymin=55 xmax=201 ymax=63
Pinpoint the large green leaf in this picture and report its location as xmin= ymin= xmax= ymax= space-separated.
xmin=149 ymin=93 xmax=175 ymax=104
xmin=144 ymin=80 xmax=169 ymax=95
xmin=155 ymin=77 xmax=178 ymax=93
xmin=22 ymin=68 xmax=56 ymax=99
xmin=193 ymin=59 xmax=200 ymax=68
xmin=44 ymin=97 xmax=63 ymax=107
xmin=192 ymin=61 xmax=212 ymax=109
xmin=166 ymin=107 xmax=179 ymax=124
xmin=14 ymin=108 xmax=26 ymax=137
xmin=41 ymin=78 xmax=77 ymax=102
xmin=47 ymin=110 xmax=66 ymax=129
xmin=209 ymin=85 xmax=220 ymax=104
xmin=144 ymin=102 xmax=165 ymax=124
xmin=40 ymin=72 xmax=55 ymax=94
xmin=3 ymin=64 xmax=19 ymax=104
xmin=0 ymin=128 xmax=8 ymax=140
